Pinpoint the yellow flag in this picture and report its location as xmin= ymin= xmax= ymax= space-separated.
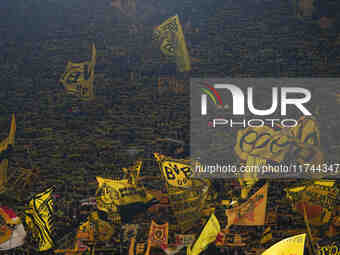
xmin=154 ymin=153 xmax=192 ymax=188
xmin=234 ymin=118 xmax=322 ymax=165
xmin=153 ymin=15 xmax=191 ymax=72
xmin=226 ymin=183 xmax=268 ymax=226
xmin=262 ymin=233 xmax=306 ymax=255
xmin=187 ymin=213 xmax=220 ymax=255
xmin=25 ymin=187 xmax=55 ymax=251
xmin=60 ymin=44 xmax=96 ymax=100
xmin=95 ymin=177 xmax=154 ymax=214
xmin=8 ymin=114 xmax=16 ymax=146
xmin=0 ymin=114 xmax=16 ymax=193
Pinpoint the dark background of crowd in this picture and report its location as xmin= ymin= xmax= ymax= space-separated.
xmin=0 ymin=0 xmax=339 ymax=253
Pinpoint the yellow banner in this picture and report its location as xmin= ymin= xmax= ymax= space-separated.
xmin=95 ymin=177 xmax=154 ymax=214
xmin=153 ymin=15 xmax=191 ymax=72
xmin=226 ymin=183 xmax=268 ymax=226
xmin=25 ymin=187 xmax=55 ymax=251
xmin=154 ymin=153 xmax=192 ymax=188
xmin=262 ymin=233 xmax=306 ymax=255
xmin=0 ymin=114 xmax=16 ymax=193
xmin=234 ymin=118 xmax=322 ymax=164
xmin=60 ymin=44 xmax=96 ymax=100
xmin=285 ymin=181 xmax=338 ymax=226
xmin=187 ymin=213 xmax=220 ymax=255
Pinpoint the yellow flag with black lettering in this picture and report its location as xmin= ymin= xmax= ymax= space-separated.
xmin=60 ymin=44 xmax=96 ymax=100
xmin=187 ymin=213 xmax=220 ymax=255
xmin=25 ymin=187 xmax=55 ymax=251
xmin=262 ymin=233 xmax=306 ymax=255
xmin=234 ymin=118 xmax=322 ymax=165
xmin=153 ymin=15 xmax=191 ymax=72
xmin=0 ymin=114 xmax=16 ymax=193
xmin=154 ymin=153 xmax=192 ymax=188
xmin=95 ymin=177 xmax=155 ymax=223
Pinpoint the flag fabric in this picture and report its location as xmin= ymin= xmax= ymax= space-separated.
xmin=285 ymin=180 xmax=338 ymax=226
xmin=0 ymin=114 xmax=16 ymax=193
xmin=60 ymin=44 xmax=96 ymax=100
xmin=225 ymin=183 xmax=268 ymax=226
xmin=234 ymin=118 xmax=322 ymax=165
xmin=145 ymin=221 xmax=169 ymax=255
xmin=154 ymin=153 xmax=192 ymax=188
xmin=95 ymin=177 xmax=156 ymax=223
xmin=187 ymin=213 xmax=221 ymax=255
xmin=167 ymin=178 xmax=210 ymax=232
xmin=0 ymin=206 xmax=26 ymax=250
xmin=153 ymin=15 xmax=191 ymax=72
xmin=25 ymin=187 xmax=55 ymax=251
xmin=262 ymin=233 xmax=306 ymax=255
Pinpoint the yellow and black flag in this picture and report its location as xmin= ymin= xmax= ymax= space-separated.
xmin=60 ymin=44 xmax=96 ymax=100
xmin=0 ymin=114 xmax=16 ymax=193
xmin=154 ymin=153 xmax=192 ymax=188
xmin=153 ymin=15 xmax=191 ymax=72
xmin=95 ymin=177 xmax=156 ymax=223
xmin=25 ymin=187 xmax=55 ymax=251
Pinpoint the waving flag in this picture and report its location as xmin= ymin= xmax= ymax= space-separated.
xmin=153 ymin=15 xmax=191 ymax=72
xmin=25 ymin=187 xmax=55 ymax=251
xmin=187 ymin=213 xmax=220 ymax=255
xmin=95 ymin=177 xmax=156 ymax=223
xmin=154 ymin=153 xmax=192 ymax=188
xmin=0 ymin=114 xmax=16 ymax=193
xmin=60 ymin=44 xmax=96 ymax=100
xmin=262 ymin=233 xmax=306 ymax=255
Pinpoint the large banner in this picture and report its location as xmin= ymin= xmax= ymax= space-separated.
xmin=234 ymin=118 xmax=322 ymax=165
xmin=285 ymin=180 xmax=339 ymax=226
